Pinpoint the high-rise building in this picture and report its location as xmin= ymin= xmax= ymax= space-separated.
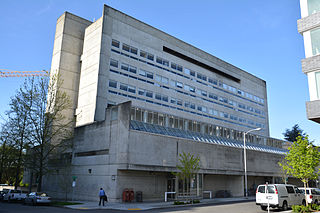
xmin=298 ymin=0 xmax=320 ymax=123
xmin=44 ymin=5 xmax=288 ymax=201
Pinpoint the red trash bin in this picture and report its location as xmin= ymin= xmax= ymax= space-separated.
xmin=122 ymin=188 xmax=129 ymax=202
xmin=129 ymin=189 xmax=134 ymax=202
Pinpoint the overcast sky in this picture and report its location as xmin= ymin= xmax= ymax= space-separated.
xmin=1 ymin=0 xmax=318 ymax=143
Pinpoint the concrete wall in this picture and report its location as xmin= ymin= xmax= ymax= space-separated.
xmin=50 ymin=12 xmax=92 ymax=127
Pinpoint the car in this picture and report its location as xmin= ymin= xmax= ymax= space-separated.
xmin=256 ymin=184 xmax=305 ymax=211
xmin=299 ymin=187 xmax=320 ymax=204
xmin=0 ymin=189 xmax=9 ymax=200
xmin=24 ymin=192 xmax=51 ymax=205
xmin=3 ymin=189 xmax=27 ymax=202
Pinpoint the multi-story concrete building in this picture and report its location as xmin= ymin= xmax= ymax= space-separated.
xmin=298 ymin=0 xmax=320 ymax=123
xmin=44 ymin=5 xmax=288 ymax=201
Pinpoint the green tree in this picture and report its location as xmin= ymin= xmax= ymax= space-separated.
xmin=174 ymin=152 xmax=200 ymax=200
xmin=283 ymin=124 xmax=306 ymax=142
xmin=24 ymin=74 xmax=73 ymax=192
xmin=279 ymin=135 xmax=320 ymax=206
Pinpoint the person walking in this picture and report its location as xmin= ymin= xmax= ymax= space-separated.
xmin=99 ymin=188 xmax=106 ymax=206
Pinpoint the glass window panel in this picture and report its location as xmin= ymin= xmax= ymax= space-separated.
xmin=155 ymin=75 xmax=161 ymax=82
xmin=184 ymin=68 xmax=190 ymax=75
xmin=316 ymin=72 xmax=320 ymax=99
xmin=120 ymin=84 xmax=128 ymax=91
xmin=147 ymin=111 xmax=153 ymax=123
xmin=146 ymin=91 xmax=153 ymax=98
xmin=162 ymin=77 xmax=168 ymax=84
xmin=109 ymin=80 xmax=117 ymax=88
xmin=146 ymin=72 xmax=153 ymax=79
xmin=139 ymin=69 xmax=146 ymax=76
xmin=190 ymin=70 xmax=195 ymax=76
xmin=110 ymin=59 xmax=118 ymax=67
xmin=147 ymin=53 xmax=154 ymax=61
xmin=122 ymin=44 xmax=130 ymax=52
xmin=308 ymin=0 xmax=320 ymax=15
xmin=130 ymin=47 xmax=138 ymax=55
xmin=140 ymin=50 xmax=147 ymax=58
xmin=121 ymin=63 xmax=129 ymax=71
xmin=111 ymin=39 xmax=120 ymax=48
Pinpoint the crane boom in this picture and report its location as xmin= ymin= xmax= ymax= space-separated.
xmin=0 ymin=69 xmax=49 ymax=78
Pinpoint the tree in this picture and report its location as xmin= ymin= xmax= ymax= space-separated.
xmin=279 ymin=135 xmax=320 ymax=206
xmin=283 ymin=124 xmax=306 ymax=142
xmin=174 ymin=152 xmax=200 ymax=200
xmin=24 ymin=74 xmax=73 ymax=192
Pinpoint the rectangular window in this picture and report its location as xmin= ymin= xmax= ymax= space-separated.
xmin=121 ymin=63 xmax=129 ymax=71
xmin=138 ymin=88 xmax=145 ymax=96
xmin=156 ymin=57 xmax=169 ymax=67
xmin=171 ymin=63 xmax=182 ymax=71
xmin=171 ymin=98 xmax=176 ymax=104
xmin=155 ymin=93 xmax=161 ymax=100
xmin=122 ymin=43 xmax=137 ymax=55
xmin=177 ymin=99 xmax=182 ymax=106
xmin=308 ymin=0 xmax=320 ymax=15
xmin=176 ymin=81 xmax=183 ymax=88
xmin=129 ymin=66 xmax=137 ymax=74
xmin=190 ymin=103 xmax=195 ymax=109
xmin=185 ymin=102 xmax=190 ymax=108
xmin=110 ymin=59 xmax=118 ymax=68
xmin=140 ymin=50 xmax=154 ymax=61
xmin=184 ymin=68 xmax=190 ymax=75
xmin=162 ymin=77 xmax=168 ymax=84
xmin=316 ymin=72 xmax=320 ymax=99
xmin=209 ymin=78 xmax=217 ymax=85
xmin=127 ymin=85 xmax=136 ymax=93
xmin=190 ymin=70 xmax=195 ymax=76
xmin=139 ymin=69 xmax=146 ymax=77
xmin=109 ymin=80 xmax=117 ymax=88
xmin=146 ymin=91 xmax=153 ymax=98
xmin=120 ymin=83 xmax=128 ymax=91
xmin=162 ymin=95 xmax=168 ymax=102
xmin=111 ymin=39 xmax=120 ymax=48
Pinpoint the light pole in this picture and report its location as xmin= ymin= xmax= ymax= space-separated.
xmin=243 ymin=127 xmax=261 ymax=197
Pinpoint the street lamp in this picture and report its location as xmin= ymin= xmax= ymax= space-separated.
xmin=243 ymin=127 xmax=261 ymax=197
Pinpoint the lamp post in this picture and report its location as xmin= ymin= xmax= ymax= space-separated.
xmin=243 ymin=127 xmax=261 ymax=197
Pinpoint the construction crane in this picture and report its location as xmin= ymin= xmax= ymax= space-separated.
xmin=0 ymin=69 xmax=49 ymax=78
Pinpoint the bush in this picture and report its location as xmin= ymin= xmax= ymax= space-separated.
xmin=292 ymin=204 xmax=320 ymax=213
xmin=193 ymin=200 xmax=200 ymax=203
xmin=173 ymin=201 xmax=185 ymax=205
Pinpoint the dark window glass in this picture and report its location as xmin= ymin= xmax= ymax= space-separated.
xmin=146 ymin=91 xmax=153 ymax=98
xmin=177 ymin=100 xmax=182 ymax=106
xmin=109 ymin=80 xmax=117 ymax=88
xmin=110 ymin=59 xmax=118 ymax=68
xmin=162 ymin=95 xmax=168 ymax=102
xmin=111 ymin=39 xmax=120 ymax=48
xmin=258 ymin=186 xmax=265 ymax=193
xmin=120 ymin=84 xmax=128 ymax=91
xmin=121 ymin=64 xmax=129 ymax=71
xmin=190 ymin=70 xmax=195 ymax=76
xmin=147 ymin=54 xmax=154 ymax=61
xmin=286 ymin=186 xmax=295 ymax=194
xmin=146 ymin=72 xmax=153 ymax=79
xmin=155 ymin=94 xmax=161 ymax=100
xmin=140 ymin=51 xmax=147 ymax=58
xmin=267 ymin=186 xmax=275 ymax=194
xmin=131 ymin=47 xmax=138 ymax=55
xmin=123 ymin=44 xmax=130 ymax=52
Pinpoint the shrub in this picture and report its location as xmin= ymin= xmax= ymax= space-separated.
xmin=173 ymin=201 xmax=185 ymax=205
xmin=292 ymin=204 xmax=320 ymax=213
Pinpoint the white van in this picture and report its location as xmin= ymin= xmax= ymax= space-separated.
xmin=256 ymin=184 xmax=305 ymax=211
xmin=299 ymin=187 xmax=320 ymax=204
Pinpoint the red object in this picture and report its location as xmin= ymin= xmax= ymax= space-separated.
xmin=122 ymin=189 xmax=129 ymax=202
xmin=129 ymin=189 xmax=134 ymax=202
xmin=275 ymin=186 xmax=278 ymax=194
xmin=310 ymin=195 xmax=313 ymax=199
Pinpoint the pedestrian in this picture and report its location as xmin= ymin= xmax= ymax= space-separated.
xmin=99 ymin=187 xmax=106 ymax=206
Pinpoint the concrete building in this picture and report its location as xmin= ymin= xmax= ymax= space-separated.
xmin=298 ymin=0 xmax=320 ymax=123
xmin=44 ymin=5 xmax=288 ymax=201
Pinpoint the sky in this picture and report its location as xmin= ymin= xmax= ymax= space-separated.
xmin=0 ymin=0 xmax=319 ymax=144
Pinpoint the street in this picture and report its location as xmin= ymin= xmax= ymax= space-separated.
xmin=0 ymin=201 xmax=291 ymax=213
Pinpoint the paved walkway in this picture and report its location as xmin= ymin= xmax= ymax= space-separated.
xmin=65 ymin=197 xmax=256 ymax=211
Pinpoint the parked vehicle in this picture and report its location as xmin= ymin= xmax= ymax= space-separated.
xmin=256 ymin=184 xmax=305 ymax=211
xmin=24 ymin=192 xmax=51 ymax=205
xmin=0 ymin=189 xmax=9 ymax=200
xmin=3 ymin=189 xmax=27 ymax=202
xmin=299 ymin=187 xmax=320 ymax=204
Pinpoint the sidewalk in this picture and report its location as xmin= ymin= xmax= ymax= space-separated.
xmin=64 ymin=197 xmax=256 ymax=211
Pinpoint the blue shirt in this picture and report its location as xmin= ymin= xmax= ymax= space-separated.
xmin=99 ymin=189 xmax=105 ymax=196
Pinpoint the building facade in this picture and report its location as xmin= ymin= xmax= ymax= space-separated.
xmin=44 ymin=5 xmax=288 ymax=201
xmin=298 ymin=0 xmax=320 ymax=123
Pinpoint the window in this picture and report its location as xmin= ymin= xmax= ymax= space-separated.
xmin=184 ymin=68 xmax=191 ymax=75
xmin=139 ymin=69 xmax=153 ymax=79
xmin=140 ymin=50 xmax=154 ymax=61
xmin=156 ymin=57 xmax=169 ymax=67
xmin=138 ymin=88 xmax=145 ymax=96
xmin=127 ymin=85 xmax=136 ymax=93
xmin=109 ymin=80 xmax=117 ymax=88
xmin=208 ymin=78 xmax=217 ymax=85
xmin=209 ymin=93 xmax=218 ymax=100
xmin=120 ymin=83 xmax=128 ymax=91
xmin=267 ymin=186 xmax=275 ymax=194
xmin=196 ymin=89 xmax=207 ymax=97
xmin=316 ymin=72 xmax=320 ymax=99
xmin=171 ymin=98 xmax=176 ymax=104
xmin=155 ymin=75 xmax=168 ymax=84
xmin=162 ymin=95 xmax=168 ymax=102
xmin=121 ymin=63 xmax=136 ymax=74
xmin=111 ymin=39 xmax=120 ymax=48
xmin=110 ymin=59 xmax=118 ymax=68
xmin=146 ymin=90 xmax=153 ymax=98
xmin=122 ymin=43 xmax=138 ymax=55
xmin=155 ymin=93 xmax=161 ymax=100
xmin=197 ymin=73 xmax=207 ymax=81
xmin=176 ymin=81 xmax=183 ymax=88
xmin=308 ymin=0 xmax=320 ymax=15
xmin=286 ymin=186 xmax=295 ymax=194
xmin=257 ymin=186 xmax=265 ymax=193
xmin=171 ymin=63 xmax=183 ymax=71
xmin=177 ymin=99 xmax=182 ymax=106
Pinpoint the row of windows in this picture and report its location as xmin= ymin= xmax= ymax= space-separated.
xmin=111 ymin=39 xmax=265 ymax=105
xmin=111 ymin=58 xmax=265 ymax=118
xmin=108 ymin=79 xmax=265 ymax=129
xmin=111 ymin=47 xmax=264 ymax=112
xmin=130 ymin=107 xmax=282 ymax=148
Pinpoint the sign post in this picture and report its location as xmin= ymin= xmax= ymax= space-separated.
xmin=72 ymin=176 xmax=77 ymax=201
xmin=266 ymin=182 xmax=270 ymax=213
